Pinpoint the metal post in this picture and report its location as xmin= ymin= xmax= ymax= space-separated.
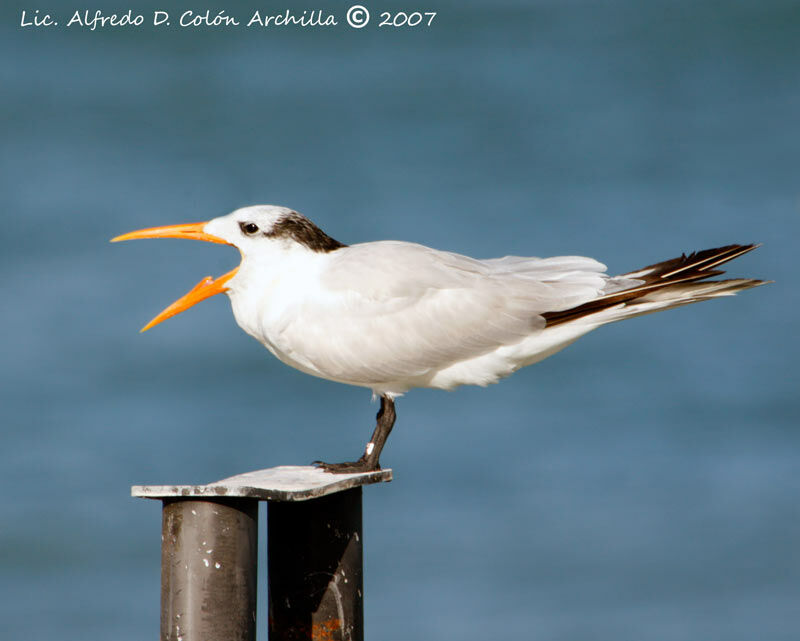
xmin=160 ymin=498 xmax=258 ymax=641
xmin=268 ymin=487 xmax=363 ymax=641
xmin=133 ymin=467 xmax=391 ymax=641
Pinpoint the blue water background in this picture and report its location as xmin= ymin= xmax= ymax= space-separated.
xmin=1 ymin=1 xmax=798 ymax=639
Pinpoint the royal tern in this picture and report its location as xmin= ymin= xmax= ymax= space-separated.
xmin=113 ymin=205 xmax=765 ymax=473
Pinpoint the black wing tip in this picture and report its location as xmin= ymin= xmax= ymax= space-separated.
xmin=636 ymin=242 xmax=762 ymax=280
xmin=544 ymin=243 xmax=766 ymax=327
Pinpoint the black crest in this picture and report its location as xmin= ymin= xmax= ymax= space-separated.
xmin=265 ymin=212 xmax=347 ymax=253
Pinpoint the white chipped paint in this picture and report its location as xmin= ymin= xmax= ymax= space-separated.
xmin=203 ymin=558 xmax=209 ymax=567
xmin=215 ymin=562 xmax=221 ymax=569
xmin=365 ymin=442 xmax=375 ymax=455
xmin=206 ymin=548 xmax=214 ymax=553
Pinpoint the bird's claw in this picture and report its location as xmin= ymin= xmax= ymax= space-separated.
xmin=313 ymin=458 xmax=380 ymax=474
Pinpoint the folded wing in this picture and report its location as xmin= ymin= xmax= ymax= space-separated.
xmin=282 ymin=242 xmax=615 ymax=384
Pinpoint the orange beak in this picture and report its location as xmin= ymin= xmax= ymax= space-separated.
xmin=111 ymin=222 xmax=239 ymax=332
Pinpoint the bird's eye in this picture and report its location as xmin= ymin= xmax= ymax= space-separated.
xmin=240 ymin=222 xmax=260 ymax=235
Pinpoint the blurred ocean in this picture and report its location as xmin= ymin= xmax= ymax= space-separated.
xmin=1 ymin=1 xmax=797 ymax=639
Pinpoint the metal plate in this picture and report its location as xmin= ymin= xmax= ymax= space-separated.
xmin=132 ymin=465 xmax=392 ymax=502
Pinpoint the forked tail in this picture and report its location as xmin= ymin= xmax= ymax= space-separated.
xmin=542 ymin=244 xmax=767 ymax=327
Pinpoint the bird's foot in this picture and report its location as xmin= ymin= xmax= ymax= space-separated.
xmin=313 ymin=457 xmax=380 ymax=474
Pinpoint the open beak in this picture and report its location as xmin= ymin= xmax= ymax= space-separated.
xmin=111 ymin=222 xmax=230 ymax=245
xmin=111 ymin=222 xmax=239 ymax=332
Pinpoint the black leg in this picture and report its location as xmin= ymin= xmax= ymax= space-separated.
xmin=315 ymin=397 xmax=396 ymax=474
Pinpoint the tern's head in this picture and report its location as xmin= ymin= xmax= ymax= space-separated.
xmin=111 ymin=204 xmax=346 ymax=331
xmin=205 ymin=205 xmax=346 ymax=255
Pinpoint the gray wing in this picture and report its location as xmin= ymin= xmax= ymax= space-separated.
xmin=284 ymin=242 xmax=615 ymax=383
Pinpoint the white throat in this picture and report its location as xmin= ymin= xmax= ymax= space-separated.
xmin=225 ymin=243 xmax=331 ymax=347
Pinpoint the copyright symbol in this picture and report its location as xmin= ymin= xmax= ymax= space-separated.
xmin=346 ymin=5 xmax=370 ymax=28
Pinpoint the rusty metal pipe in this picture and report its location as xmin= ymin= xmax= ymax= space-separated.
xmin=268 ymin=487 xmax=364 ymax=641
